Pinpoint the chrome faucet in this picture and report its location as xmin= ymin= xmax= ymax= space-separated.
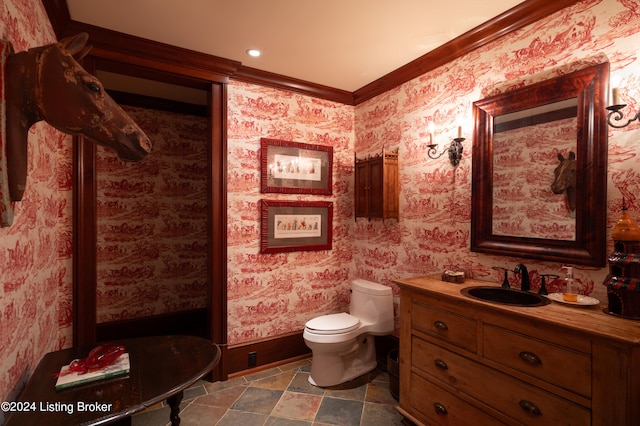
xmin=514 ymin=263 xmax=530 ymax=292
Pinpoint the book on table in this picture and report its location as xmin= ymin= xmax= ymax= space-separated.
xmin=55 ymin=353 xmax=130 ymax=390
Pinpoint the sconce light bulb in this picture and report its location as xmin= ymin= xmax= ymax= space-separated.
xmin=612 ymin=87 xmax=621 ymax=106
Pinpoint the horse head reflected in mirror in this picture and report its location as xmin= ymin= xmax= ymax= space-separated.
xmin=3 ymin=32 xmax=151 ymax=222
xmin=551 ymin=151 xmax=577 ymax=217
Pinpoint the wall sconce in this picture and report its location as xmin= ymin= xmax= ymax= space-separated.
xmin=607 ymin=87 xmax=640 ymax=128
xmin=427 ymin=126 xmax=464 ymax=166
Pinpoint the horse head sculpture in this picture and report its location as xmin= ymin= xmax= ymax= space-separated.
xmin=2 ymin=33 xmax=151 ymax=225
xmin=551 ymin=151 xmax=577 ymax=217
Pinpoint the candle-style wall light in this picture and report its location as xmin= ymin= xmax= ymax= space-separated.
xmin=607 ymin=87 xmax=640 ymax=128
xmin=427 ymin=125 xmax=464 ymax=166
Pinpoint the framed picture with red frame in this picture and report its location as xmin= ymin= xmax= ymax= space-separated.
xmin=260 ymin=200 xmax=333 ymax=254
xmin=260 ymin=138 xmax=333 ymax=195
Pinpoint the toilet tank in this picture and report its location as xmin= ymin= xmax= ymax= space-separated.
xmin=349 ymin=279 xmax=394 ymax=335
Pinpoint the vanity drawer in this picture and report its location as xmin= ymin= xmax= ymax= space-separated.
xmin=483 ymin=324 xmax=591 ymax=397
xmin=412 ymin=337 xmax=591 ymax=425
xmin=412 ymin=301 xmax=476 ymax=353
xmin=410 ymin=372 xmax=507 ymax=426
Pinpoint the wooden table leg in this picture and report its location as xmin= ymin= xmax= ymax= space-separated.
xmin=167 ymin=390 xmax=184 ymax=426
xmin=111 ymin=416 xmax=132 ymax=426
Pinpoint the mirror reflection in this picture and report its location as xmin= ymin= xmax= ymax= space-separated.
xmin=471 ymin=62 xmax=609 ymax=266
xmin=492 ymin=98 xmax=578 ymax=240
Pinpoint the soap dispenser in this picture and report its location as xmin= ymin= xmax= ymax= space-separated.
xmin=562 ymin=266 xmax=578 ymax=302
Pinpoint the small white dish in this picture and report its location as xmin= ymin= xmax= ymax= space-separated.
xmin=546 ymin=293 xmax=600 ymax=307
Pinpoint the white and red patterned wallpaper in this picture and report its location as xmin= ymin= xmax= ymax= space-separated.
xmin=353 ymin=0 xmax=640 ymax=311
xmin=492 ymin=119 xmax=577 ymax=240
xmin=95 ymin=107 xmax=209 ymax=323
xmin=0 ymin=0 xmax=73 ymax=413
xmin=228 ymin=0 xmax=640 ymax=345
xmin=4 ymin=0 xmax=640 ymax=407
xmin=227 ymin=83 xmax=355 ymax=345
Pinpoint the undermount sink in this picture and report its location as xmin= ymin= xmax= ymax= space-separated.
xmin=461 ymin=286 xmax=551 ymax=307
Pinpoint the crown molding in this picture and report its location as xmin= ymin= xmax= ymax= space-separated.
xmin=352 ymin=0 xmax=582 ymax=104
xmin=42 ymin=0 xmax=581 ymax=106
xmin=232 ymin=66 xmax=354 ymax=105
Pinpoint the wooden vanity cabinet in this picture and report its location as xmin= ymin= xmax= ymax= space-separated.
xmin=395 ymin=275 xmax=640 ymax=426
xmin=354 ymin=149 xmax=398 ymax=220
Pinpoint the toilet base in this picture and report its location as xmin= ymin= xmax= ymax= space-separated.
xmin=307 ymin=334 xmax=377 ymax=387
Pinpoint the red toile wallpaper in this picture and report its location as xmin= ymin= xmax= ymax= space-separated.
xmin=226 ymin=0 xmax=640 ymax=345
xmin=95 ymin=106 xmax=209 ymax=323
xmin=0 ymin=0 xmax=73 ymax=412
xmin=227 ymin=82 xmax=355 ymax=345
xmin=492 ymin=118 xmax=577 ymax=240
xmin=353 ymin=0 xmax=640 ymax=305
xmin=5 ymin=0 xmax=640 ymax=408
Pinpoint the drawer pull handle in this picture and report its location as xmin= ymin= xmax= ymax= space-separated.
xmin=434 ymin=320 xmax=448 ymax=331
xmin=519 ymin=351 xmax=541 ymax=365
xmin=519 ymin=400 xmax=542 ymax=416
xmin=434 ymin=359 xmax=448 ymax=370
xmin=434 ymin=402 xmax=448 ymax=416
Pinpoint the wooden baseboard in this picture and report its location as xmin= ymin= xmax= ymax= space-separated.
xmin=225 ymin=331 xmax=310 ymax=376
xmin=96 ymin=308 xmax=208 ymax=341
xmin=96 ymin=314 xmax=399 ymax=380
xmin=227 ymin=353 xmax=312 ymax=379
xmin=225 ymin=331 xmax=399 ymax=378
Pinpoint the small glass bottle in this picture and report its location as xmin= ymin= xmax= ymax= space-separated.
xmin=562 ymin=266 xmax=578 ymax=302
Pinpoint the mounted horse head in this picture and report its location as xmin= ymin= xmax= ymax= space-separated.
xmin=551 ymin=151 xmax=577 ymax=217
xmin=3 ymin=32 xmax=151 ymax=221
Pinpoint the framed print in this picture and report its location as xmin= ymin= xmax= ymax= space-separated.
xmin=260 ymin=200 xmax=333 ymax=254
xmin=260 ymin=138 xmax=333 ymax=195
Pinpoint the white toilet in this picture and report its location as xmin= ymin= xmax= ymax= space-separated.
xmin=303 ymin=279 xmax=394 ymax=387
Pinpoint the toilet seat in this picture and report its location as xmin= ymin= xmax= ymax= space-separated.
xmin=305 ymin=312 xmax=360 ymax=335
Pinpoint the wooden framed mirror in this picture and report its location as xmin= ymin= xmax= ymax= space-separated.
xmin=471 ymin=62 xmax=609 ymax=266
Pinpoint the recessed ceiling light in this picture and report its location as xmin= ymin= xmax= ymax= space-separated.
xmin=246 ymin=49 xmax=261 ymax=57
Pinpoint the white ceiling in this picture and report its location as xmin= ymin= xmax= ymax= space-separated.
xmin=66 ymin=0 xmax=524 ymax=93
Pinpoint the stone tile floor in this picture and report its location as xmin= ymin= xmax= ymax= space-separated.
xmin=132 ymin=358 xmax=404 ymax=425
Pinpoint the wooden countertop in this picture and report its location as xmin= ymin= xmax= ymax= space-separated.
xmin=394 ymin=274 xmax=640 ymax=346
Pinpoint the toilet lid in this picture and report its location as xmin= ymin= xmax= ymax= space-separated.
xmin=305 ymin=312 xmax=360 ymax=335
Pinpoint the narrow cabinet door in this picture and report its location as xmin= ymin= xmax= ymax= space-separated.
xmin=354 ymin=160 xmax=370 ymax=218
xmin=368 ymin=158 xmax=384 ymax=217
